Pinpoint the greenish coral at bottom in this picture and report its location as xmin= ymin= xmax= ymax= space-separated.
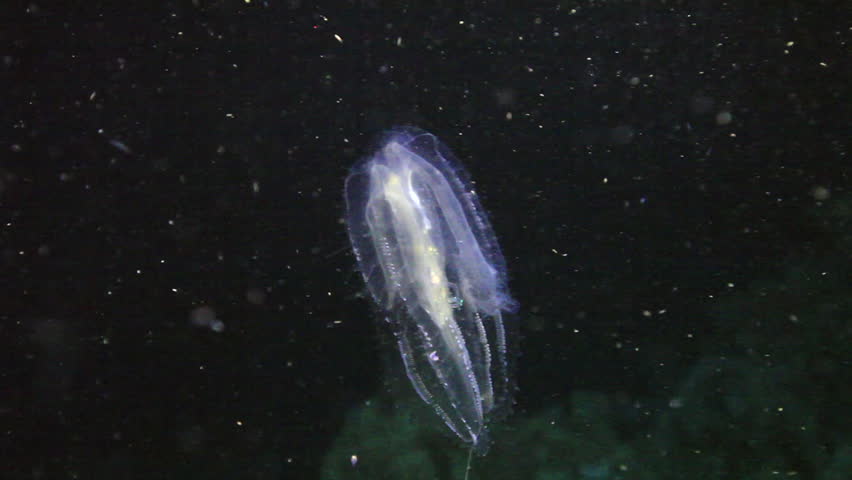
xmin=321 ymin=390 xmax=641 ymax=480
xmin=321 ymin=396 xmax=468 ymax=480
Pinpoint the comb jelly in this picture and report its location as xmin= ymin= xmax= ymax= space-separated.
xmin=344 ymin=127 xmax=517 ymax=462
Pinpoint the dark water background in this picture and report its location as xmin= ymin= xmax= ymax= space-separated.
xmin=2 ymin=1 xmax=849 ymax=479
